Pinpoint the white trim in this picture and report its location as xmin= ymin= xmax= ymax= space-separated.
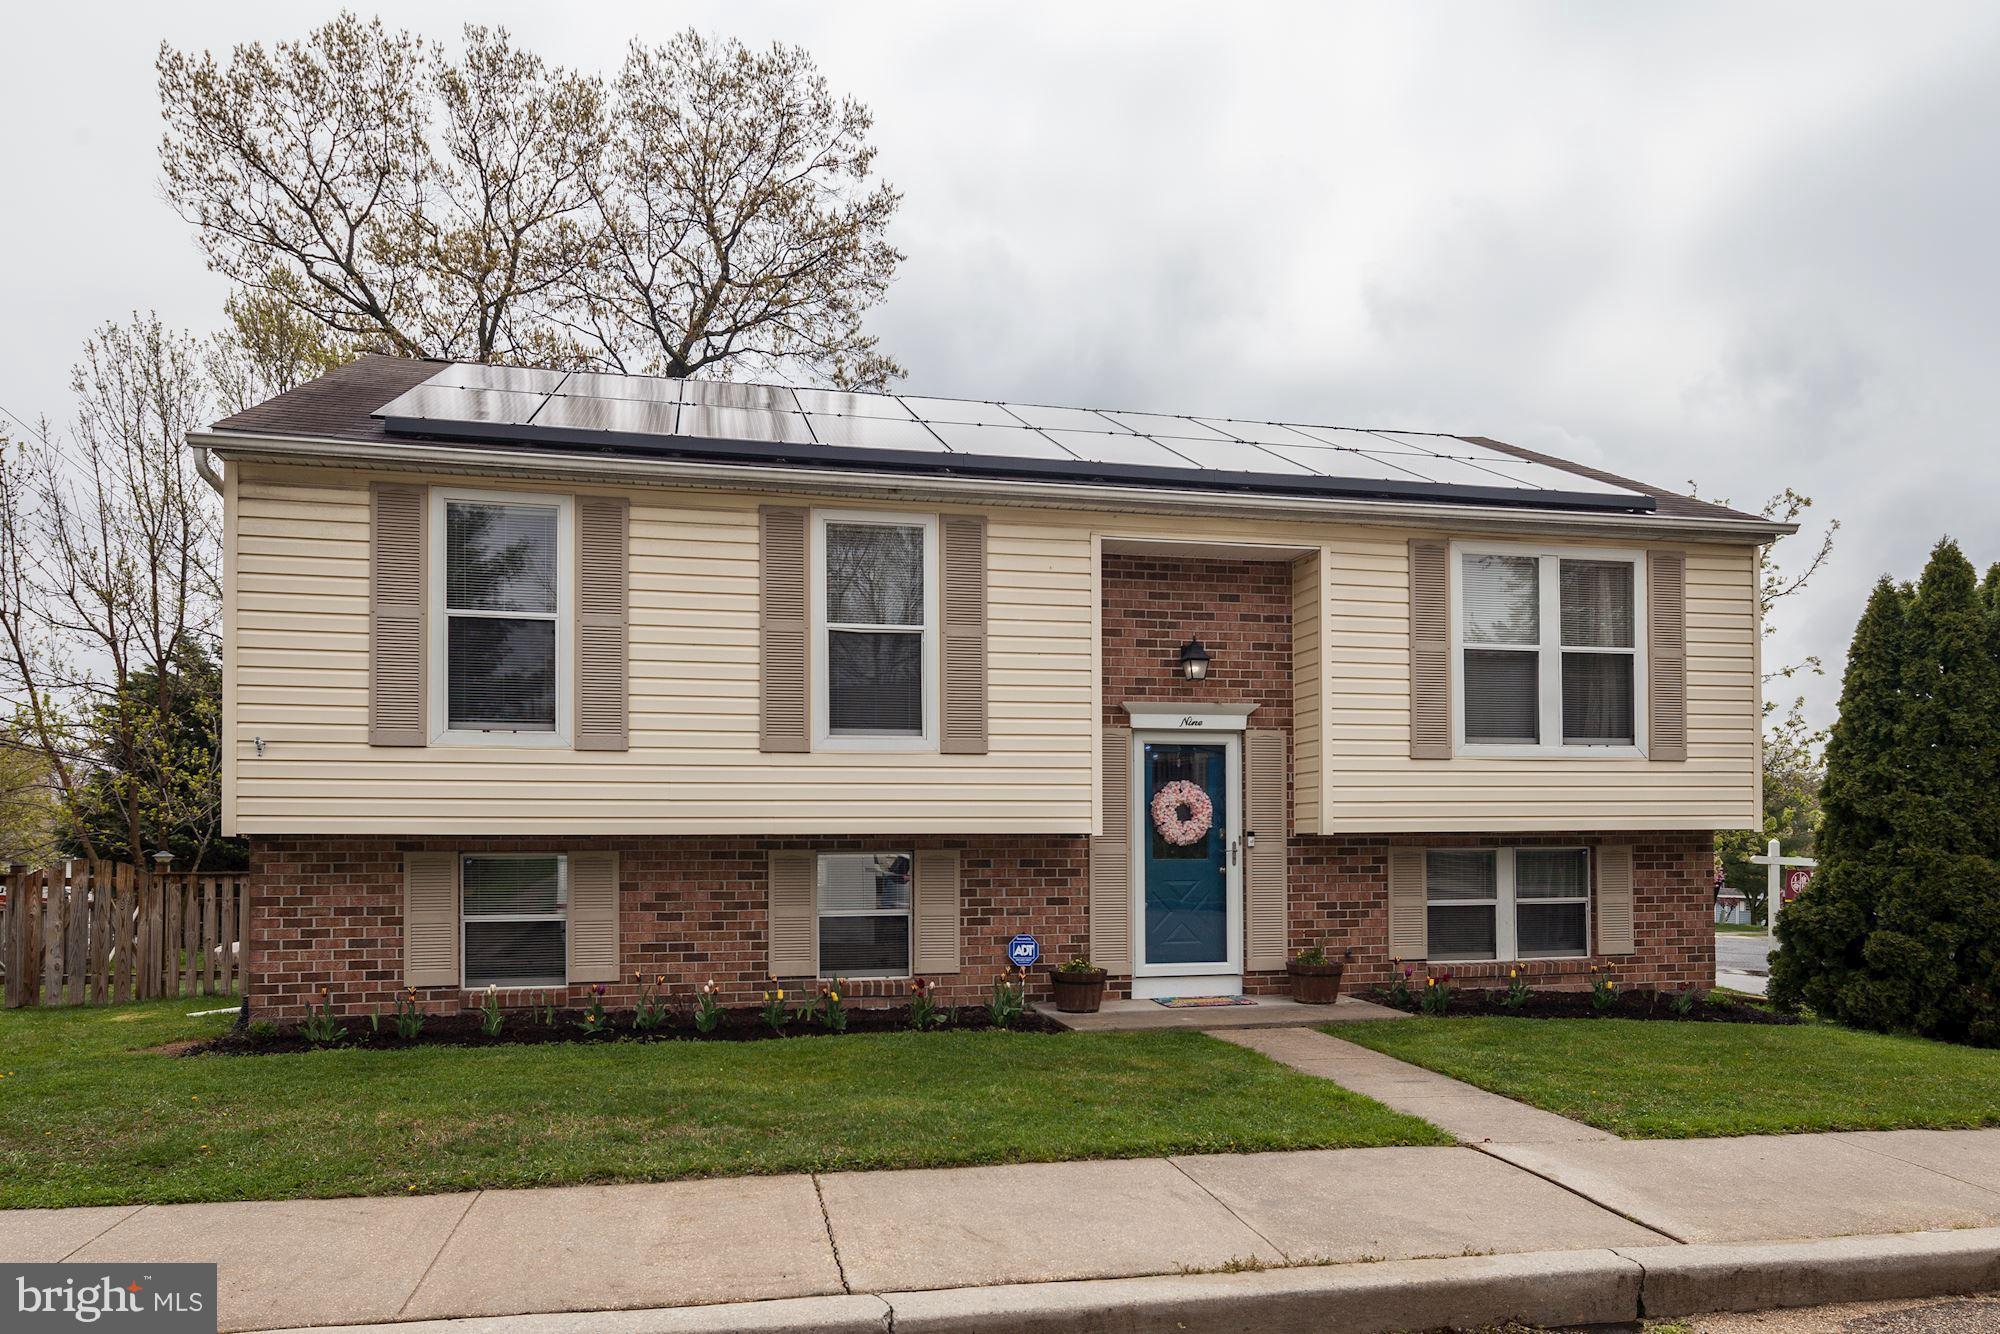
xmin=1423 ymin=846 xmax=1592 ymax=963
xmin=460 ymin=852 xmax=569 ymax=989
xmin=427 ymin=486 xmax=575 ymax=748
xmin=810 ymin=508 xmax=941 ymax=752
xmin=1130 ymin=729 xmax=1244 ymax=984
xmin=1121 ymin=702 xmax=1259 ymax=731
xmin=1449 ymin=540 xmax=1649 ymax=759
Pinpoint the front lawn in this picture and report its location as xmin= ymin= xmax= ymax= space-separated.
xmin=0 ymin=1000 xmax=1445 ymax=1209
xmin=1335 ymin=1018 xmax=2000 ymax=1139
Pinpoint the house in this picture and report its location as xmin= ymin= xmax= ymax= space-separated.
xmin=200 ymin=357 xmax=1791 ymax=1019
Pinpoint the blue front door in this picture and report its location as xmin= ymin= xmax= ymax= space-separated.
xmin=1142 ymin=742 xmax=1229 ymax=967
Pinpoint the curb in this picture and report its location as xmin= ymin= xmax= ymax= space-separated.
xmin=1622 ymin=1228 xmax=2000 ymax=1317
xmin=263 ymin=1229 xmax=2000 ymax=1334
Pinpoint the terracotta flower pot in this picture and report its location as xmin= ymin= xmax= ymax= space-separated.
xmin=1287 ymin=960 xmax=1345 ymax=1005
xmin=1050 ymin=967 xmax=1108 ymax=1013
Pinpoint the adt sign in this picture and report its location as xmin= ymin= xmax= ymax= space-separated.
xmin=1006 ymin=934 xmax=1041 ymax=968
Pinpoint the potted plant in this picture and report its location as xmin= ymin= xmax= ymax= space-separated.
xmin=1287 ymin=946 xmax=1345 ymax=1004
xmin=1050 ymin=956 xmax=1108 ymax=1013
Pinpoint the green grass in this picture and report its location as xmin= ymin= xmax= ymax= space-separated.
xmin=1714 ymin=922 xmax=1773 ymax=935
xmin=0 ymin=1000 xmax=1445 ymax=1208
xmin=1334 ymin=1017 xmax=2000 ymax=1139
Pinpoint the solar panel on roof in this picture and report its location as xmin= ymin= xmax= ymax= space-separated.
xmin=803 ymin=414 xmax=948 ymax=452
xmin=1037 ymin=430 xmax=1203 ymax=469
xmin=366 ymin=362 xmax=1656 ymax=512
xmin=533 ymin=393 xmax=678 ymax=436
xmin=791 ymin=387 xmax=918 ymax=419
xmin=427 ymin=363 xmax=569 ymax=394
xmin=898 ymin=397 xmax=1030 ymax=428
xmin=376 ymin=383 xmax=547 ymax=425
xmin=678 ymin=403 xmax=815 ymax=444
xmin=922 ymin=420 xmax=1074 ymax=459
xmin=558 ymin=371 xmax=682 ymax=405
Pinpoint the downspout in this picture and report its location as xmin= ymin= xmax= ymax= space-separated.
xmin=192 ymin=440 xmax=224 ymax=495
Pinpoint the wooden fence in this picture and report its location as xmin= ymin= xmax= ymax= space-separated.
xmin=1 ymin=862 xmax=248 ymax=1008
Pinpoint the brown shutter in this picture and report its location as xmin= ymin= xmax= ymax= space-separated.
xmin=913 ymin=848 xmax=961 ymax=974
xmin=566 ymin=852 xmax=620 ymax=982
xmin=370 ymin=483 xmax=428 ymax=746
xmin=403 ymin=852 xmax=458 ymax=987
xmin=1408 ymin=538 xmax=1451 ymax=759
xmin=574 ymin=496 xmax=629 ymax=751
xmin=767 ymin=850 xmax=816 ymax=977
xmin=759 ymin=507 xmax=810 ymax=752
xmin=1088 ymin=726 xmax=1134 ymax=973
xmin=1647 ymin=550 xmax=1688 ymax=763
xmin=1596 ymin=845 xmax=1636 ymax=955
xmin=1386 ymin=847 xmax=1428 ymax=960
xmin=1245 ymin=728 xmax=1289 ymax=970
xmin=939 ymin=514 xmax=989 ymax=755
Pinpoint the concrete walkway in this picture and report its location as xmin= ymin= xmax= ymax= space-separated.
xmin=11 ymin=1129 xmax=2000 ymax=1331
xmin=1218 ymin=1026 xmax=1618 ymax=1144
xmin=1033 ymin=992 xmax=1406 ymax=1031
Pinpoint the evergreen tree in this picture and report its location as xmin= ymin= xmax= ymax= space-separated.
xmin=1774 ymin=540 xmax=2000 ymax=1043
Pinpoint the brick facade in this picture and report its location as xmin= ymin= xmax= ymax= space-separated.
xmin=244 ymin=551 xmax=1714 ymax=1022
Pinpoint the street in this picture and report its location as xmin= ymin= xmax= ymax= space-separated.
xmin=1717 ymin=929 xmax=1775 ymax=995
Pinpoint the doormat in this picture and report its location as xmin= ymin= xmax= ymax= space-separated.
xmin=1152 ymin=995 xmax=1259 ymax=1008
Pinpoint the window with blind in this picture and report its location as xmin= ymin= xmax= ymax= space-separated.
xmin=815 ymin=513 xmax=936 ymax=745
xmin=1425 ymin=847 xmax=1591 ymax=962
xmin=818 ymin=852 xmax=912 ymax=978
xmin=1456 ymin=547 xmax=1643 ymax=752
xmin=462 ymin=854 xmax=567 ymax=987
xmin=434 ymin=492 xmax=569 ymax=743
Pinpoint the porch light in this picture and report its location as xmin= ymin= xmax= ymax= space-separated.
xmin=1178 ymin=637 xmax=1212 ymax=681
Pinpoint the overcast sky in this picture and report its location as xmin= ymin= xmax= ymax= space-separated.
xmin=5 ymin=1 xmax=1998 ymax=729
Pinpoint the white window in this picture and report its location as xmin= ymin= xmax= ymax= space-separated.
xmin=431 ymin=489 xmax=573 ymax=746
xmin=462 ymin=854 xmax=567 ymax=987
xmin=817 ymin=852 xmax=912 ymax=978
xmin=1453 ymin=545 xmax=1645 ymax=754
xmin=1425 ymin=848 xmax=1591 ymax=963
xmin=812 ymin=511 xmax=938 ymax=748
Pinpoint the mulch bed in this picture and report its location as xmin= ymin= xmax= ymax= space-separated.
xmin=192 ymin=1003 xmax=1067 ymax=1055
xmin=1362 ymin=986 xmax=1798 ymax=1025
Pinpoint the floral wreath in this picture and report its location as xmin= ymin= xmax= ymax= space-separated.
xmin=1151 ymin=780 xmax=1214 ymax=846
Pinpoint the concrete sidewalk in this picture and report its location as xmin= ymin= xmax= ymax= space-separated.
xmin=10 ymin=1128 xmax=2000 ymax=1331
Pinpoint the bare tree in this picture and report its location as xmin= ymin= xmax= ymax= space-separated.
xmin=562 ymin=32 xmax=904 ymax=387
xmin=157 ymin=16 xmax=904 ymax=386
xmin=157 ymin=15 xmax=601 ymax=366
xmin=0 ymin=315 xmax=226 ymax=867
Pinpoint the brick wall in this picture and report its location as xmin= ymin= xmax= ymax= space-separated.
xmin=247 ymin=828 xmax=1712 ymax=1020
xmin=1100 ymin=553 xmax=1293 ymax=729
xmin=248 ymin=834 xmax=1089 ymax=1021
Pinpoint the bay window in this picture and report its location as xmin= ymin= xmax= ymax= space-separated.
xmin=1425 ymin=848 xmax=1592 ymax=963
xmin=1455 ymin=546 xmax=1644 ymax=752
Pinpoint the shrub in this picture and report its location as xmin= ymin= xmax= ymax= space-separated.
xmin=1058 ymin=955 xmax=1098 ymax=976
xmin=1293 ymin=946 xmax=1328 ymax=966
xmin=247 ymin=1019 xmax=279 ymax=1040
xmin=1670 ymin=984 xmax=1698 ymax=1016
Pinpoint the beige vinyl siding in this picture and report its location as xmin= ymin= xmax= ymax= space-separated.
xmin=1290 ymin=550 xmax=1323 ymax=835
xmin=228 ymin=465 xmax=1096 ymax=835
xmin=1315 ymin=532 xmax=1760 ymax=831
xmin=225 ymin=465 xmax=1761 ymax=837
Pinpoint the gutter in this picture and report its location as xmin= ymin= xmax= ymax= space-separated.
xmin=192 ymin=442 xmax=224 ymax=495
xmin=190 ymin=428 xmax=1799 ymax=544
